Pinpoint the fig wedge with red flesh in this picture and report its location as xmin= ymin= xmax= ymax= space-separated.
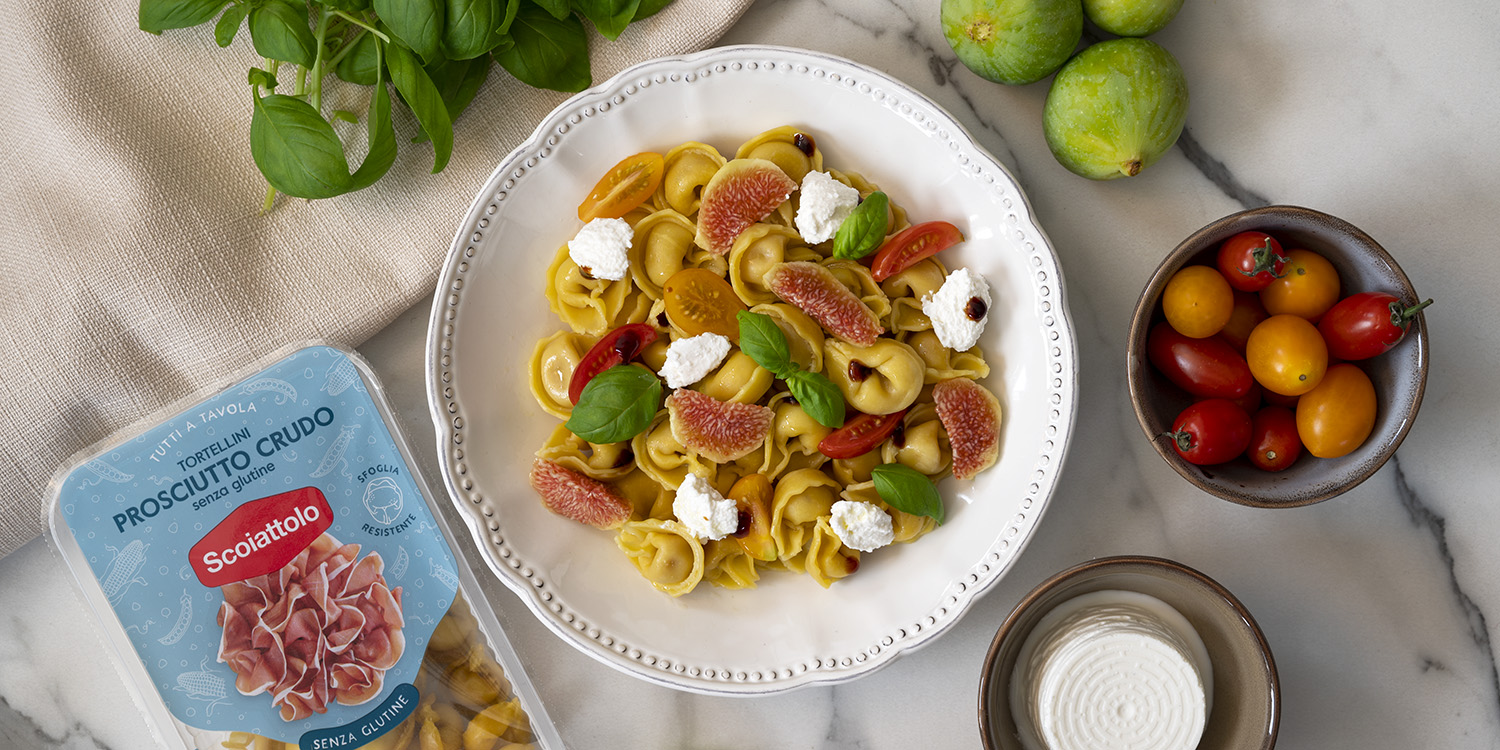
xmin=665 ymin=388 xmax=773 ymax=463
xmin=932 ymin=378 xmax=1001 ymax=480
xmin=765 ymin=261 xmax=884 ymax=346
xmin=694 ymin=158 xmax=798 ymax=255
xmin=529 ymin=458 xmax=633 ymax=529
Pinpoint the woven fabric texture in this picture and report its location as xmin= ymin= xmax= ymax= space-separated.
xmin=0 ymin=0 xmax=753 ymax=557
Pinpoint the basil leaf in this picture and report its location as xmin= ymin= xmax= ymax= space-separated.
xmin=871 ymin=463 xmax=943 ymax=524
xmin=496 ymin=4 xmax=590 ymax=92
xmin=247 ymin=66 xmax=279 ymax=91
xmin=412 ymin=55 xmax=491 ymax=142
xmin=735 ymin=310 xmax=796 ymax=379
xmin=336 ymin=32 xmax=382 ymax=85
xmin=346 ymin=40 xmax=398 ymax=191
xmin=374 ymin=0 xmax=445 ymax=62
xmin=565 ymin=364 xmax=662 ymax=444
xmin=531 ymin=0 xmax=571 ymax=20
xmin=832 ymin=191 xmax=890 ymax=260
xmin=632 ymin=0 xmax=672 ymax=20
xmin=785 ymin=371 xmax=845 ymax=429
xmin=214 ymin=4 xmax=247 ymax=46
xmin=248 ymin=1 xmax=318 ymax=67
xmin=386 ymin=42 xmax=455 ymax=172
xmin=443 ymin=0 xmax=504 ymax=60
xmin=572 ymin=0 xmax=641 ymax=40
xmin=250 ymin=94 xmax=354 ymax=199
xmin=139 ymin=0 xmax=229 ymax=34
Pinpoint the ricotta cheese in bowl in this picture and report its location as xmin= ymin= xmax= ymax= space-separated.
xmin=1010 ymin=590 xmax=1212 ymax=750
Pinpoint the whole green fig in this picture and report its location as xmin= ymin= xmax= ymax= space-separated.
xmin=941 ymin=0 xmax=1084 ymax=86
xmin=1082 ymin=0 xmax=1184 ymax=37
xmin=1042 ymin=38 xmax=1189 ymax=179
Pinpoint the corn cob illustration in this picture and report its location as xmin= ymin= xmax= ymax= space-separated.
xmin=322 ymin=358 xmax=363 ymax=396
xmin=310 ymin=424 xmax=360 ymax=479
xmin=101 ymin=539 xmax=149 ymax=604
xmin=174 ymin=656 xmax=228 ymax=715
xmin=240 ymin=377 xmax=298 ymax=404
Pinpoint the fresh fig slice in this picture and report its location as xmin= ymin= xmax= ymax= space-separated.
xmin=665 ymin=388 xmax=773 ymax=463
xmin=694 ymin=158 xmax=798 ymax=255
xmin=728 ymin=474 xmax=777 ymax=562
xmin=529 ymin=458 xmax=632 ymax=529
xmin=931 ymin=378 xmax=1002 ymax=480
xmin=765 ymin=261 xmax=884 ymax=346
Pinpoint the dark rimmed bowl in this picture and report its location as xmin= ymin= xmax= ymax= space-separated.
xmin=979 ymin=556 xmax=1279 ymax=750
xmin=1127 ymin=205 xmax=1428 ymax=507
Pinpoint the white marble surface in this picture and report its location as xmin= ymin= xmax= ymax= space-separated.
xmin=5 ymin=0 xmax=1500 ymax=748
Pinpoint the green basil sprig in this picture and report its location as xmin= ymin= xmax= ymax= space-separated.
xmin=137 ymin=0 xmax=672 ymax=206
xmin=736 ymin=311 xmax=845 ymax=429
xmin=871 ymin=463 xmax=943 ymax=524
xmin=564 ymin=364 xmax=662 ymax=444
xmin=832 ymin=191 xmax=890 ymax=260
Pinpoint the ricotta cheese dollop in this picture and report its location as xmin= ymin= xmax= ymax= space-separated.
xmin=672 ymin=474 xmax=739 ymax=541
xmin=657 ymin=333 xmax=731 ymax=388
xmin=1009 ymin=590 xmax=1213 ymax=750
xmin=794 ymin=170 xmax=862 ymax=244
xmin=829 ymin=500 xmax=895 ymax=552
xmin=567 ymin=217 xmax=633 ymax=281
xmin=922 ymin=267 xmax=991 ymax=351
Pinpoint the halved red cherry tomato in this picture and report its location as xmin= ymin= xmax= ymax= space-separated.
xmin=1147 ymin=323 xmax=1252 ymax=399
xmin=1216 ymin=231 xmax=1288 ymax=292
xmin=818 ymin=408 xmax=909 ymax=458
xmin=1164 ymin=399 xmax=1252 ymax=466
xmin=567 ymin=323 xmax=659 ymax=403
xmin=1219 ymin=291 xmax=1268 ymax=352
xmin=578 ymin=152 xmax=665 ymax=222
xmin=1318 ymin=291 xmax=1433 ymax=361
xmin=870 ymin=221 xmax=964 ymax=282
xmin=1247 ymin=406 xmax=1301 ymax=471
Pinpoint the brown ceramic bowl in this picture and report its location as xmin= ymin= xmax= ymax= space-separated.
xmin=1127 ymin=205 xmax=1429 ymax=507
xmin=979 ymin=556 xmax=1278 ymax=750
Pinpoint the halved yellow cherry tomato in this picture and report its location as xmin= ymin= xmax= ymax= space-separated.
xmin=1246 ymin=314 xmax=1328 ymax=396
xmin=577 ymin=152 xmax=665 ymax=222
xmin=662 ymin=268 xmax=746 ymax=341
xmin=1260 ymin=248 xmax=1341 ymax=321
xmin=1296 ymin=363 xmax=1376 ymax=458
xmin=1162 ymin=265 xmax=1234 ymax=338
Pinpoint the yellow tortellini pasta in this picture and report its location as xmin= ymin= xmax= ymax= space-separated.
xmin=616 ymin=519 xmax=706 ymax=597
xmin=824 ymin=339 xmax=926 ymax=415
xmin=656 ymin=141 xmax=726 ymax=217
xmin=530 ymin=130 xmax=1003 ymax=598
xmin=528 ymin=330 xmax=596 ymax=418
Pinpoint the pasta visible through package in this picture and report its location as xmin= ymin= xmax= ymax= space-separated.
xmin=528 ymin=127 xmax=1002 ymax=597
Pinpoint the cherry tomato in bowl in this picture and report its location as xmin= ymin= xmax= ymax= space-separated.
xmin=1162 ymin=265 xmax=1233 ymax=338
xmin=1296 ymin=363 xmax=1377 ymax=458
xmin=1318 ymin=291 xmax=1434 ymax=360
xmin=1246 ymin=314 xmax=1328 ymax=396
xmin=1260 ymin=248 xmax=1341 ymax=321
xmin=1146 ymin=323 xmax=1252 ymax=399
xmin=870 ymin=221 xmax=964 ymax=282
xmin=1216 ymin=231 xmax=1288 ymax=292
xmin=1218 ymin=291 xmax=1268 ymax=352
xmin=1163 ymin=399 xmax=1252 ymax=466
xmin=1246 ymin=406 xmax=1301 ymax=471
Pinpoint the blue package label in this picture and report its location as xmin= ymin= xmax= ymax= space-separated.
xmin=56 ymin=346 xmax=458 ymax=744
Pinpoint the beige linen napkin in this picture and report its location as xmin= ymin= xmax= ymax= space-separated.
xmin=0 ymin=0 xmax=753 ymax=558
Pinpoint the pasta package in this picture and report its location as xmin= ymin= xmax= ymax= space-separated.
xmin=530 ymin=127 xmax=1005 ymax=598
xmin=48 ymin=344 xmax=563 ymax=750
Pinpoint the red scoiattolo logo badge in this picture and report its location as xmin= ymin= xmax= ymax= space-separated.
xmin=190 ymin=487 xmax=334 ymax=587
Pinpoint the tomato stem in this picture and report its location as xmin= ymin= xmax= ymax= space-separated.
xmin=1390 ymin=298 xmax=1434 ymax=328
xmin=1239 ymin=237 xmax=1285 ymax=279
xmin=1163 ymin=430 xmax=1195 ymax=453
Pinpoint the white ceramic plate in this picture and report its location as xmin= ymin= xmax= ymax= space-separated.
xmin=425 ymin=45 xmax=1078 ymax=695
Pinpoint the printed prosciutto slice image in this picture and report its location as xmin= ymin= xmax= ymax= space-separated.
xmin=216 ymin=532 xmax=405 ymax=721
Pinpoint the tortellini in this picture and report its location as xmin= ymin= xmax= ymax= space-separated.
xmin=528 ymin=330 xmax=596 ymax=418
xmin=531 ymin=130 xmax=1002 ymax=598
xmin=616 ymin=519 xmax=706 ymax=597
xmin=824 ymin=339 xmax=926 ymax=415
